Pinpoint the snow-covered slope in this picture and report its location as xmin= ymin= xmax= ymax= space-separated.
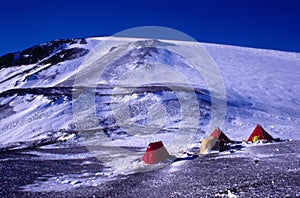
xmin=0 ymin=37 xmax=299 ymax=154
xmin=204 ymin=43 xmax=300 ymax=140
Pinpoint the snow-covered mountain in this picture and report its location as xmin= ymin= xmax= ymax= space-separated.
xmin=1 ymin=37 xmax=300 ymax=194
xmin=0 ymin=36 xmax=299 ymax=153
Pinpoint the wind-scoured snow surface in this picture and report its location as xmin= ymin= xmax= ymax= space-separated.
xmin=0 ymin=37 xmax=299 ymax=193
xmin=205 ymin=44 xmax=300 ymax=140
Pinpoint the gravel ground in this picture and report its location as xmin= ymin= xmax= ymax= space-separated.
xmin=1 ymin=140 xmax=299 ymax=197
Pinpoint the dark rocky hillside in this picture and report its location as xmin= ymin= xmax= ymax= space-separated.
xmin=0 ymin=38 xmax=87 ymax=69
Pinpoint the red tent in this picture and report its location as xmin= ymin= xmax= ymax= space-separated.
xmin=247 ymin=124 xmax=274 ymax=143
xmin=142 ymin=141 xmax=171 ymax=164
xmin=210 ymin=127 xmax=233 ymax=143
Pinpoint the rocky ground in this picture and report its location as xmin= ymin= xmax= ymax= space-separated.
xmin=1 ymin=140 xmax=299 ymax=197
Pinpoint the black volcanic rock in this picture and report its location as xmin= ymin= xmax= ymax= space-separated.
xmin=0 ymin=38 xmax=87 ymax=69
xmin=0 ymin=140 xmax=299 ymax=197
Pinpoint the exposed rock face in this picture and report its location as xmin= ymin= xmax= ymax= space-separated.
xmin=0 ymin=38 xmax=87 ymax=68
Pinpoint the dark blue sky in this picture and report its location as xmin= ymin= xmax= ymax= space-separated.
xmin=1 ymin=0 xmax=300 ymax=56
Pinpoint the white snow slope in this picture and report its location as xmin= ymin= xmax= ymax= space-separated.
xmin=0 ymin=37 xmax=299 ymax=152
